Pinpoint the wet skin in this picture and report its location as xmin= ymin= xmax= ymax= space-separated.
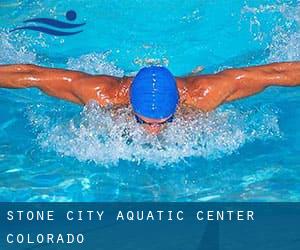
xmin=0 ymin=62 xmax=300 ymax=133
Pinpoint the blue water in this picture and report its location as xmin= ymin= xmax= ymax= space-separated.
xmin=0 ymin=0 xmax=299 ymax=201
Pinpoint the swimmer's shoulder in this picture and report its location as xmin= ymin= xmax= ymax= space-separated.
xmin=176 ymin=73 xmax=237 ymax=112
xmin=72 ymin=75 xmax=132 ymax=106
xmin=176 ymin=75 xmax=212 ymax=106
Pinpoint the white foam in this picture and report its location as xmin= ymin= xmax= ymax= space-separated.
xmin=0 ymin=31 xmax=36 ymax=64
xmin=67 ymin=51 xmax=124 ymax=76
xmin=242 ymin=2 xmax=300 ymax=62
xmin=26 ymin=101 xmax=281 ymax=167
xmin=268 ymin=5 xmax=300 ymax=62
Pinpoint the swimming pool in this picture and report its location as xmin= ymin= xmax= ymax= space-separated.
xmin=0 ymin=0 xmax=299 ymax=201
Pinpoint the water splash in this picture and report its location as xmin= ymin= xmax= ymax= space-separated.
xmin=67 ymin=51 xmax=124 ymax=76
xmin=242 ymin=2 xmax=300 ymax=62
xmin=242 ymin=3 xmax=288 ymax=15
xmin=0 ymin=31 xmax=36 ymax=64
xmin=133 ymin=57 xmax=169 ymax=67
xmin=26 ymin=101 xmax=281 ymax=167
xmin=268 ymin=4 xmax=300 ymax=62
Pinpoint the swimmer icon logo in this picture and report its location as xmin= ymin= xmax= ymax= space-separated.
xmin=10 ymin=10 xmax=85 ymax=36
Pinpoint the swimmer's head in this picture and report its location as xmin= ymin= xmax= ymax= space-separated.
xmin=129 ymin=66 xmax=179 ymax=130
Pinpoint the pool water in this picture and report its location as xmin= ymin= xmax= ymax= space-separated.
xmin=0 ymin=0 xmax=299 ymax=201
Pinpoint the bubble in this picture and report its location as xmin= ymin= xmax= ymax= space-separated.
xmin=133 ymin=57 xmax=169 ymax=67
xmin=181 ymin=8 xmax=201 ymax=23
xmin=26 ymin=101 xmax=281 ymax=167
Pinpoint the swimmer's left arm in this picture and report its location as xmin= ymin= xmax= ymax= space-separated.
xmin=182 ymin=62 xmax=300 ymax=111
xmin=224 ymin=62 xmax=300 ymax=102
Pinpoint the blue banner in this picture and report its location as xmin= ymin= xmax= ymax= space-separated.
xmin=0 ymin=203 xmax=299 ymax=250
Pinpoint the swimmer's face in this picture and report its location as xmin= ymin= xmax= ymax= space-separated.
xmin=135 ymin=114 xmax=171 ymax=135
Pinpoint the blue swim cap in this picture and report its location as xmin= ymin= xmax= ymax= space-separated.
xmin=130 ymin=66 xmax=179 ymax=120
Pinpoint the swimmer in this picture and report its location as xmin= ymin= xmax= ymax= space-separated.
xmin=0 ymin=62 xmax=300 ymax=134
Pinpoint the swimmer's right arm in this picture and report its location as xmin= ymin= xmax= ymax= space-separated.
xmin=0 ymin=64 xmax=130 ymax=106
xmin=0 ymin=64 xmax=88 ymax=104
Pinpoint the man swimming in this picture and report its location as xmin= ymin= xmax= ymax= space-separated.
xmin=0 ymin=62 xmax=300 ymax=134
